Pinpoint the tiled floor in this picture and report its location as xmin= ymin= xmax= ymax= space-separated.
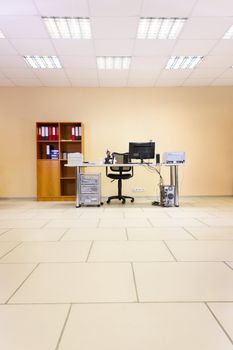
xmin=0 ymin=197 xmax=233 ymax=350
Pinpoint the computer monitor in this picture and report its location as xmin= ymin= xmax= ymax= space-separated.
xmin=129 ymin=142 xmax=155 ymax=163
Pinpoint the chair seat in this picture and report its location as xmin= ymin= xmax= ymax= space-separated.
xmin=107 ymin=173 xmax=132 ymax=180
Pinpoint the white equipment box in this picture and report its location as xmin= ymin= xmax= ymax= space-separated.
xmin=163 ymin=152 xmax=185 ymax=164
xmin=78 ymin=173 xmax=101 ymax=206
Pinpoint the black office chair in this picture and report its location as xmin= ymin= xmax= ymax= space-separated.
xmin=106 ymin=152 xmax=134 ymax=204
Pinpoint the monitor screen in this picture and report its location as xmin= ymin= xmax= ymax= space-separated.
xmin=129 ymin=142 xmax=155 ymax=163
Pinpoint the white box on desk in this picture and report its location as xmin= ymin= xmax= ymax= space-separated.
xmin=67 ymin=152 xmax=83 ymax=166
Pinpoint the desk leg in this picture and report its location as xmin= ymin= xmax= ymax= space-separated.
xmin=170 ymin=165 xmax=179 ymax=207
xmin=76 ymin=166 xmax=81 ymax=208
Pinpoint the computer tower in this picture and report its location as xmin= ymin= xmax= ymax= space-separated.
xmin=160 ymin=185 xmax=175 ymax=207
xmin=78 ymin=173 xmax=101 ymax=206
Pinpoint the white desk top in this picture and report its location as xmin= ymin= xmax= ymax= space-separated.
xmin=65 ymin=162 xmax=183 ymax=167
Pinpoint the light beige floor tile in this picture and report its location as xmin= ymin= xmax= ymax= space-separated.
xmin=185 ymin=227 xmax=233 ymax=240
xmin=45 ymin=218 xmax=99 ymax=228
xmin=199 ymin=218 xmax=233 ymax=227
xmin=208 ymin=303 xmax=233 ymax=342
xmin=166 ymin=241 xmax=233 ymax=261
xmin=149 ymin=218 xmax=205 ymax=227
xmin=167 ymin=211 xmax=215 ymax=218
xmin=62 ymin=228 xmax=127 ymax=241
xmin=124 ymin=212 xmax=169 ymax=218
xmin=1 ymin=241 xmax=92 ymax=263
xmin=104 ymin=208 xmax=143 ymax=212
xmin=89 ymin=241 xmax=174 ymax=262
xmin=58 ymin=303 xmax=233 ymax=350
xmin=0 ymin=264 xmax=36 ymax=303
xmin=0 ymin=228 xmax=9 ymax=235
xmin=0 ymin=228 xmax=67 ymax=242
xmin=0 ymin=304 xmax=69 ymax=350
xmin=0 ymin=219 xmax=49 ymax=229
xmin=127 ymin=227 xmax=193 ymax=240
xmin=80 ymin=212 xmax=124 ymax=219
xmin=0 ymin=242 xmax=19 ymax=258
xmin=10 ymin=263 xmax=136 ymax=303
xmin=133 ymin=262 xmax=233 ymax=301
xmin=88 ymin=241 xmax=174 ymax=262
xmin=99 ymin=218 xmax=151 ymax=228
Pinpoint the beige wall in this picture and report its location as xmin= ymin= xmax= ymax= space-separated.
xmin=0 ymin=87 xmax=232 ymax=198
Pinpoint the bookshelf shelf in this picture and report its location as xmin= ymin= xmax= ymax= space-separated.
xmin=36 ymin=122 xmax=84 ymax=201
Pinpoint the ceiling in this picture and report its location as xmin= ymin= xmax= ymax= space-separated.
xmin=0 ymin=0 xmax=233 ymax=87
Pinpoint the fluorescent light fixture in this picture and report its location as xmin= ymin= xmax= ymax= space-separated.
xmin=223 ymin=25 xmax=233 ymax=39
xmin=24 ymin=56 xmax=62 ymax=69
xmin=43 ymin=17 xmax=91 ymax=39
xmin=137 ymin=17 xmax=187 ymax=39
xmin=97 ymin=56 xmax=131 ymax=70
xmin=0 ymin=30 xmax=5 ymax=38
xmin=165 ymin=56 xmax=203 ymax=69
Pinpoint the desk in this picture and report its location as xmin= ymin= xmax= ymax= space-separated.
xmin=66 ymin=163 xmax=181 ymax=207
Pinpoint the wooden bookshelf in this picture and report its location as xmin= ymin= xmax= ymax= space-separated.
xmin=36 ymin=122 xmax=84 ymax=201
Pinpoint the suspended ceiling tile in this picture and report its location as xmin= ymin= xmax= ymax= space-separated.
xmin=130 ymin=56 xmax=167 ymax=70
xmin=34 ymin=0 xmax=89 ymax=17
xmin=180 ymin=17 xmax=233 ymax=40
xmin=192 ymin=0 xmax=233 ymax=16
xmin=127 ymin=78 xmax=156 ymax=86
xmin=91 ymin=17 xmax=138 ymax=39
xmin=65 ymin=68 xmax=98 ymax=79
xmin=0 ymin=0 xmax=38 ymax=15
xmin=0 ymin=16 xmax=48 ymax=38
xmin=172 ymin=39 xmax=217 ymax=56
xmin=52 ymin=39 xmax=95 ymax=55
xmin=134 ymin=40 xmax=175 ymax=56
xmin=89 ymin=0 xmax=142 ymax=16
xmin=99 ymin=78 xmax=128 ymax=86
xmin=0 ymin=40 xmax=18 ymax=55
xmin=59 ymin=56 xmax=97 ymax=69
xmin=0 ymin=55 xmax=28 ymax=68
xmin=198 ymin=55 xmax=233 ymax=68
xmin=142 ymin=0 xmax=197 ymax=17
xmin=210 ymin=41 xmax=233 ymax=56
xmin=70 ymin=79 xmax=99 ymax=87
xmin=9 ymin=39 xmax=56 ymax=55
xmin=95 ymin=39 xmax=134 ymax=56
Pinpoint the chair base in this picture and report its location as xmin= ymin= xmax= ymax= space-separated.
xmin=106 ymin=195 xmax=134 ymax=204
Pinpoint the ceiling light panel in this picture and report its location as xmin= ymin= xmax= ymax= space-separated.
xmin=24 ymin=55 xmax=62 ymax=69
xmin=137 ymin=17 xmax=187 ymax=39
xmin=165 ymin=56 xmax=203 ymax=69
xmin=0 ymin=30 xmax=5 ymax=38
xmin=223 ymin=25 xmax=233 ymax=39
xmin=43 ymin=17 xmax=91 ymax=39
xmin=97 ymin=56 xmax=131 ymax=70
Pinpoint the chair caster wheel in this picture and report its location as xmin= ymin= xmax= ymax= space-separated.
xmin=106 ymin=199 xmax=110 ymax=204
xmin=131 ymin=198 xmax=134 ymax=203
xmin=122 ymin=199 xmax=126 ymax=204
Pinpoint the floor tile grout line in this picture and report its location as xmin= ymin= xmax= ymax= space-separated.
xmin=0 ymin=241 xmax=22 ymax=261
xmin=125 ymin=228 xmax=129 ymax=240
xmin=130 ymin=262 xmax=139 ymax=302
xmin=55 ymin=304 xmax=72 ymax=350
xmin=223 ymin=261 xmax=233 ymax=271
xmin=85 ymin=241 xmax=94 ymax=262
xmin=3 ymin=300 xmax=233 ymax=306
xmin=58 ymin=228 xmax=70 ymax=242
xmin=5 ymin=263 xmax=40 ymax=304
xmin=0 ymin=228 xmax=12 ymax=237
xmin=147 ymin=218 xmax=154 ymax=228
xmin=96 ymin=218 xmax=101 ymax=228
xmin=1 ymin=260 xmax=232 ymax=264
xmin=182 ymin=227 xmax=198 ymax=240
xmin=162 ymin=241 xmax=178 ymax=261
xmin=205 ymin=302 xmax=233 ymax=345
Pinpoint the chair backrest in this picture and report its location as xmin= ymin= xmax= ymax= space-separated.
xmin=110 ymin=152 xmax=131 ymax=172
